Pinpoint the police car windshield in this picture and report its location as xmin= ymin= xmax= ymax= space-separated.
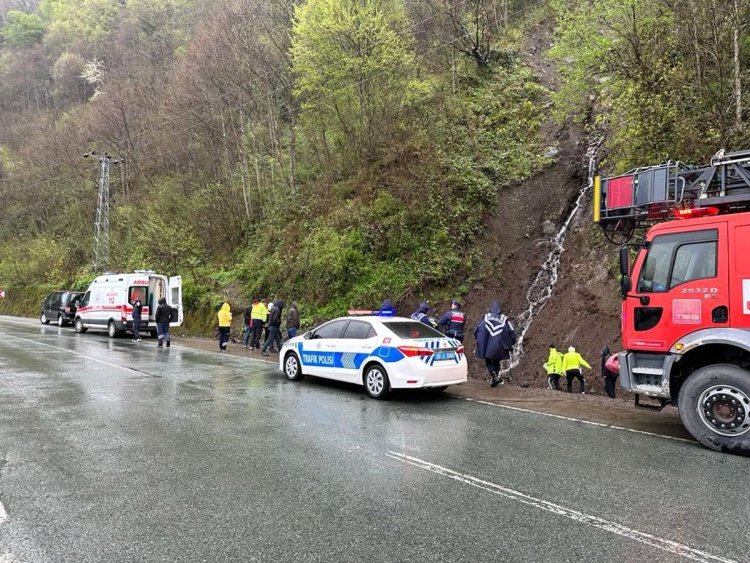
xmin=383 ymin=321 xmax=444 ymax=339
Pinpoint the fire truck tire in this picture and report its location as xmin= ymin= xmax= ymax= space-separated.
xmin=678 ymin=364 xmax=750 ymax=456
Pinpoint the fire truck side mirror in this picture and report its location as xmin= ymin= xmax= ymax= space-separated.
xmin=620 ymin=275 xmax=632 ymax=298
xmin=619 ymin=246 xmax=630 ymax=276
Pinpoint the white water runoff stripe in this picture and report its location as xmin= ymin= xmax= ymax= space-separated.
xmin=386 ymin=452 xmax=736 ymax=563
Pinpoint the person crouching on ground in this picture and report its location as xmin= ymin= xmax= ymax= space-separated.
xmin=544 ymin=344 xmax=564 ymax=391
xmin=155 ymin=297 xmax=172 ymax=348
xmin=563 ymin=346 xmax=591 ymax=394
xmin=218 ymin=301 xmax=232 ymax=352
xmin=474 ymin=302 xmax=517 ymax=388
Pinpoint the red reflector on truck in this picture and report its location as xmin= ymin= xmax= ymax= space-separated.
xmin=397 ymin=346 xmax=434 ymax=357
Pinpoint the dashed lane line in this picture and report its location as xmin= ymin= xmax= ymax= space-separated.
xmin=454 ymin=397 xmax=695 ymax=444
xmin=0 ymin=499 xmax=7 ymax=524
xmin=386 ymin=452 xmax=736 ymax=563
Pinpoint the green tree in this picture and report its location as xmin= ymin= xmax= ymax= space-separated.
xmin=292 ymin=0 xmax=424 ymax=173
xmin=39 ymin=0 xmax=120 ymax=54
xmin=1 ymin=10 xmax=45 ymax=48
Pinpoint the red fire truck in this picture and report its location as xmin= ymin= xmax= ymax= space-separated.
xmin=595 ymin=149 xmax=750 ymax=454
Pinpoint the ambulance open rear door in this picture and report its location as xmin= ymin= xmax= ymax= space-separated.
xmin=169 ymin=275 xmax=183 ymax=326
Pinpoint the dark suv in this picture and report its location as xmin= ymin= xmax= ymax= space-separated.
xmin=41 ymin=291 xmax=85 ymax=327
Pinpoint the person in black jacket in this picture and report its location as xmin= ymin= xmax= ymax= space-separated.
xmin=155 ymin=297 xmax=172 ymax=348
xmin=474 ymin=302 xmax=517 ymax=387
xmin=261 ymin=300 xmax=285 ymax=356
xmin=132 ymin=299 xmax=143 ymax=342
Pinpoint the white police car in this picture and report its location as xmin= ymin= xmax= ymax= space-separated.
xmin=279 ymin=316 xmax=467 ymax=398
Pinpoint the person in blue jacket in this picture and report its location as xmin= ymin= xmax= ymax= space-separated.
xmin=378 ymin=299 xmax=396 ymax=317
xmin=474 ymin=302 xmax=517 ymax=387
xmin=438 ymin=300 xmax=466 ymax=342
xmin=410 ymin=302 xmax=431 ymax=325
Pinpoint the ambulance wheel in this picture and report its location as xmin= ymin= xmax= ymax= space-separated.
xmin=678 ymin=364 xmax=750 ymax=455
xmin=107 ymin=320 xmax=119 ymax=338
xmin=75 ymin=318 xmax=87 ymax=333
xmin=284 ymin=352 xmax=303 ymax=381
xmin=40 ymin=313 xmax=50 ymax=325
xmin=364 ymin=364 xmax=390 ymax=399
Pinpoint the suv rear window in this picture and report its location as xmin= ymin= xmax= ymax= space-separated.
xmin=382 ymin=321 xmax=443 ymax=339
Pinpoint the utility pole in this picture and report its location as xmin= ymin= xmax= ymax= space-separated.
xmin=84 ymin=151 xmax=123 ymax=273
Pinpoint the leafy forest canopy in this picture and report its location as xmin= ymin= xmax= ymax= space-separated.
xmin=0 ymin=0 xmax=748 ymax=326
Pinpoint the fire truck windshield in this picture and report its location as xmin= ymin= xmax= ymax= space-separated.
xmin=637 ymin=229 xmax=717 ymax=293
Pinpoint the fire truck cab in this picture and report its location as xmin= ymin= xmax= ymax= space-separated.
xmin=597 ymin=149 xmax=750 ymax=454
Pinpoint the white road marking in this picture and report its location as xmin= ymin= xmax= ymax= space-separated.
xmin=456 ymin=397 xmax=694 ymax=444
xmin=386 ymin=452 xmax=736 ymax=563
xmin=0 ymin=499 xmax=7 ymax=524
xmin=0 ymin=555 xmax=19 ymax=563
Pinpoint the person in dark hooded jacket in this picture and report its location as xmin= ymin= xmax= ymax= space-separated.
xmin=474 ymin=302 xmax=517 ymax=387
xmin=410 ymin=302 xmax=432 ymax=325
xmin=262 ymin=300 xmax=285 ymax=355
xmin=379 ymin=299 xmax=396 ymax=317
xmin=155 ymin=297 xmax=172 ymax=348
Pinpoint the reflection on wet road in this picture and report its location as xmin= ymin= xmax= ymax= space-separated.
xmin=0 ymin=318 xmax=747 ymax=562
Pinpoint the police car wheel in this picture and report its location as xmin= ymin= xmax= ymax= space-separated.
xmin=678 ymin=363 xmax=750 ymax=455
xmin=364 ymin=365 xmax=390 ymax=399
xmin=284 ymin=352 xmax=303 ymax=381
xmin=40 ymin=313 xmax=49 ymax=325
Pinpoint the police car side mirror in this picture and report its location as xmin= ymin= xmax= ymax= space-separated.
xmin=304 ymin=332 xmax=312 ymax=340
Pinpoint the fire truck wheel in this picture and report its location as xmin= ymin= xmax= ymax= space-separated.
xmin=678 ymin=364 xmax=750 ymax=455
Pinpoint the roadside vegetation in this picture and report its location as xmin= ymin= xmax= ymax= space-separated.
xmin=1 ymin=0 xmax=749 ymax=333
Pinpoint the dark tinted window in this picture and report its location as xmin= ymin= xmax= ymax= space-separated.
xmin=343 ymin=320 xmax=375 ymax=339
xmin=383 ymin=321 xmax=444 ymax=339
xmin=48 ymin=292 xmax=62 ymax=306
xmin=313 ymin=320 xmax=349 ymax=339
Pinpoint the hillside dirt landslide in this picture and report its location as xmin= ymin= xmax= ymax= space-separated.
xmin=453 ymin=16 xmax=623 ymax=395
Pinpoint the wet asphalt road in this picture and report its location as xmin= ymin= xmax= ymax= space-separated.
xmin=0 ymin=318 xmax=748 ymax=563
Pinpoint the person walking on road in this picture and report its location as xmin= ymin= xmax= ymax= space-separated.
xmin=155 ymin=297 xmax=172 ymax=348
xmin=131 ymin=298 xmax=143 ymax=342
xmin=544 ymin=344 xmax=564 ymax=390
xmin=474 ymin=302 xmax=517 ymax=388
xmin=262 ymin=300 xmax=285 ymax=356
xmin=438 ymin=300 xmax=466 ymax=343
xmin=601 ymin=345 xmax=619 ymax=399
xmin=287 ymin=302 xmax=300 ymax=340
xmin=218 ymin=302 xmax=232 ymax=352
xmin=250 ymin=298 xmax=267 ymax=350
xmin=563 ymin=346 xmax=591 ymax=394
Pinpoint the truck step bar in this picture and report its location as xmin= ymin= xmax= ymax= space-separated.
xmin=634 ymin=394 xmax=669 ymax=411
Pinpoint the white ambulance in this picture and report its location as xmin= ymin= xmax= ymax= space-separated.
xmin=74 ymin=270 xmax=183 ymax=338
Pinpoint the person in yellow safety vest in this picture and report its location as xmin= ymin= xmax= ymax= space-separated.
xmin=543 ymin=344 xmax=564 ymax=391
xmin=562 ymin=346 xmax=591 ymax=394
xmin=218 ymin=302 xmax=232 ymax=352
xmin=249 ymin=298 xmax=268 ymax=351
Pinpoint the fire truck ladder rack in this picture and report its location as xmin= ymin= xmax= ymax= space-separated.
xmin=594 ymin=149 xmax=750 ymax=243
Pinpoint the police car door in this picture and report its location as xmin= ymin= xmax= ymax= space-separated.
xmin=301 ymin=319 xmax=348 ymax=378
xmin=336 ymin=320 xmax=378 ymax=383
